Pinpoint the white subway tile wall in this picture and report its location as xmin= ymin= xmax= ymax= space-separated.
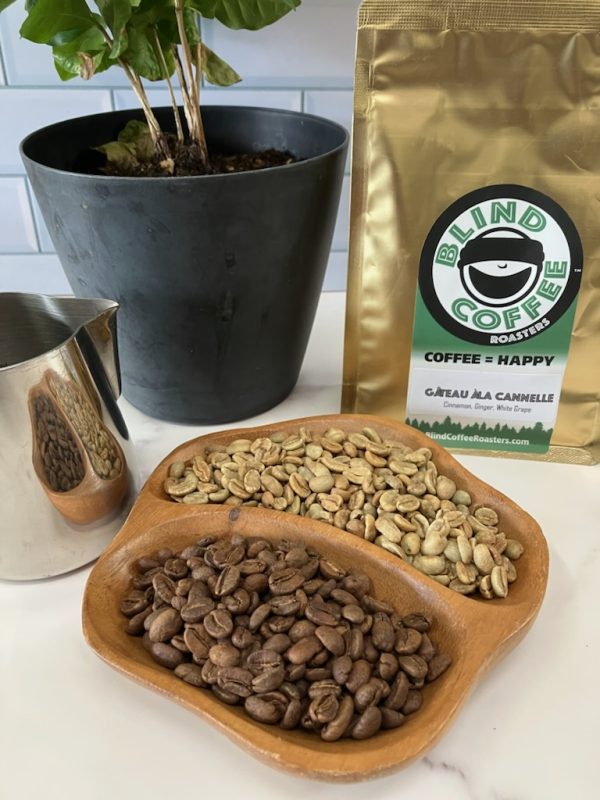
xmin=0 ymin=0 xmax=359 ymax=291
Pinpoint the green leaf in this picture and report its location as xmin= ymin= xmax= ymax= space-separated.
xmin=53 ymin=48 xmax=103 ymax=79
xmin=189 ymin=0 xmax=301 ymax=30
xmin=96 ymin=0 xmax=132 ymax=57
xmin=96 ymin=140 xmax=138 ymax=170
xmin=117 ymin=119 xmax=154 ymax=161
xmin=122 ymin=24 xmax=161 ymax=80
xmin=182 ymin=7 xmax=200 ymax=46
xmin=50 ymin=24 xmax=105 ymax=53
xmin=96 ymin=120 xmax=155 ymax=171
xmin=0 ymin=0 xmax=18 ymax=12
xmin=201 ymin=43 xmax=240 ymax=86
xmin=20 ymin=0 xmax=97 ymax=44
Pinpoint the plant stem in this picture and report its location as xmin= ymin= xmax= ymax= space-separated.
xmin=122 ymin=63 xmax=171 ymax=159
xmin=173 ymin=48 xmax=195 ymax=138
xmin=194 ymin=43 xmax=209 ymax=159
xmin=94 ymin=20 xmax=170 ymax=160
xmin=153 ymin=29 xmax=184 ymax=144
xmin=174 ymin=1 xmax=209 ymax=168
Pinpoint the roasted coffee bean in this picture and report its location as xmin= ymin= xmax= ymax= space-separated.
xmin=397 ymin=654 xmax=429 ymax=680
xmin=218 ymin=667 xmax=254 ymax=698
xmin=402 ymin=689 xmax=423 ymax=715
xmin=249 ymin=603 xmax=271 ymax=631
xmin=204 ymin=609 xmax=234 ymax=639
xmin=269 ymin=595 xmax=300 ymax=616
xmin=209 ymin=643 xmax=241 ymax=667
xmin=184 ymin=625 xmax=215 ymax=662
xmin=286 ymin=663 xmax=306 ymax=682
xmin=288 ymin=619 xmax=317 ymax=642
xmin=176 ymin=578 xmax=194 ymax=597
xmin=175 ymin=663 xmax=207 ymax=687
xmin=126 ymin=606 xmax=153 ymax=636
xmin=321 ymin=695 xmax=355 ymax=742
xmin=427 ymin=653 xmax=452 ymax=682
xmin=394 ymin=626 xmax=422 ymax=655
xmin=342 ymin=604 xmax=365 ymax=625
xmin=171 ymin=595 xmax=188 ymax=613
xmin=201 ymin=660 xmax=221 ymax=685
xmin=286 ymin=636 xmax=323 ymax=665
xmin=222 ymin=588 xmax=251 ymax=615
xmin=381 ymin=708 xmax=406 ymax=729
xmin=231 ymin=626 xmax=255 ymax=650
xmin=188 ymin=576 xmax=213 ymax=599
xmin=181 ymin=596 xmax=215 ymax=623
xmin=245 ymin=694 xmax=286 ymax=725
xmin=309 ymin=694 xmax=340 ymax=725
xmin=331 ymin=588 xmax=359 ymax=606
xmin=319 ymin=558 xmax=346 ymax=580
xmin=137 ymin=556 xmax=160 ymax=572
xmin=309 ymin=647 xmax=331 ymax=667
xmin=377 ymin=653 xmax=399 ymax=681
xmin=268 ymin=615 xmax=295 ymax=634
xmin=371 ymin=613 xmax=395 ymax=652
xmin=262 ymin=634 xmax=292 ymax=654
xmin=268 ymin=567 xmax=305 ymax=595
xmin=314 ymin=626 xmax=346 ymax=656
xmin=143 ymin=607 xmax=167 ymax=632
xmin=149 ymin=642 xmax=184 ymax=670
xmin=308 ymin=679 xmax=341 ymax=699
xmin=280 ymin=698 xmax=303 ymax=730
xmin=344 ymin=629 xmax=365 ymax=660
xmin=418 ymin=633 xmax=437 ymax=662
xmin=244 ymin=573 xmax=269 ymax=594
xmin=170 ymin=595 xmax=186 ymax=612
xmin=212 ymin=686 xmax=241 ymax=705
xmin=351 ymin=706 xmax=382 ymax=739
xmin=332 ymin=655 xmax=353 ymax=685
xmin=164 ymin=558 xmax=188 ymax=579
xmin=363 ymin=636 xmax=380 ymax=664
xmin=247 ymin=649 xmax=283 ymax=675
xmin=252 ymin=666 xmax=286 ymax=693
xmin=152 ymin=573 xmax=176 ymax=604
xmin=121 ymin=533 xmax=452 ymax=742
xmin=316 ymin=578 xmax=337 ymax=598
xmin=170 ymin=635 xmax=189 ymax=653
xmin=345 ymin=659 xmax=372 ymax=693
xmin=148 ymin=608 xmax=183 ymax=643
xmin=384 ymin=671 xmax=410 ymax=711
xmin=402 ymin=613 xmax=431 ymax=632
xmin=305 ymin=600 xmax=338 ymax=627
xmin=120 ymin=590 xmax=150 ymax=618
xmin=354 ymin=680 xmax=384 ymax=712
xmin=214 ymin=565 xmax=241 ymax=597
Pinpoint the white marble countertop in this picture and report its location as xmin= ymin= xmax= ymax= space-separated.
xmin=1 ymin=292 xmax=598 ymax=799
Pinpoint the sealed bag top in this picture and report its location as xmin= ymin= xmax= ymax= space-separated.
xmin=343 ymin=0 xmax=600 ymax=463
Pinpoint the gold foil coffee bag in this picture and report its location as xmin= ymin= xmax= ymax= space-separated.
xmin=343 ymin=0 xmax=600 ymax=463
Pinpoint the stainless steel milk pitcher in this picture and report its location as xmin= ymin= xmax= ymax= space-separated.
xmin=0 ymin=293 xmax=134 ymax=579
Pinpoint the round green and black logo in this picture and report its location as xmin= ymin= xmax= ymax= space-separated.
xmin=419 ymin=185 xmax=583 ymax=345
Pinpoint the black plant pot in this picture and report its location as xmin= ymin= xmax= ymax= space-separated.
xmin=21 ymin=106 xmax=347 ymax=423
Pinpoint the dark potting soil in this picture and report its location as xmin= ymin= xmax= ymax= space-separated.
xmin=102 ymin=135 xmax=297 ymax=177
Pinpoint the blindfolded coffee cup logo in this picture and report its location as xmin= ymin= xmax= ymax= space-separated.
xmin=419 ymin=185 xmax=583 ymax=345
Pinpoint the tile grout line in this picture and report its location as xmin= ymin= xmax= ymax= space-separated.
xmin=0 ymin=83 xmax=352 ymax=92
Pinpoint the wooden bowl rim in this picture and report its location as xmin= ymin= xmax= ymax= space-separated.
xmin=82 ymin=413 xmax=549 ymax=781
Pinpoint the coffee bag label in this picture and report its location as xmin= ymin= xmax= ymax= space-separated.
xmin=406 ymin=184 xmax=583 ymax=453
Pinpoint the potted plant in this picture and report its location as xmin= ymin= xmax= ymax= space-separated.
xmin=3 ymin=0 xmax=347 ymax=423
